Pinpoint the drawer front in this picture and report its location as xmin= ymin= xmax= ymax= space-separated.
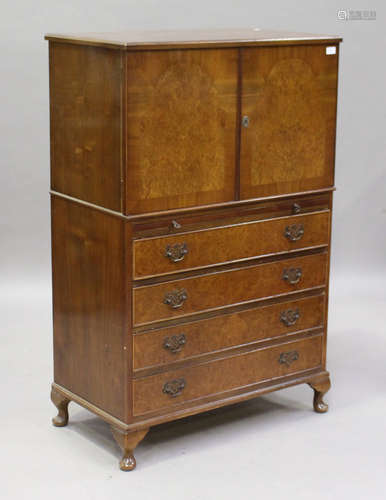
xmin=133 ymin=295 xmax=324 ymax=370
xmin=133 ymin=211 xmax=329 ymax=279
xmin=132 ymin=193 xmax=331 ymax=238
xmin=133 ymin=253 xmax=327 ymax=326
xmin=133 ymin=335 xmax=323 ymax=415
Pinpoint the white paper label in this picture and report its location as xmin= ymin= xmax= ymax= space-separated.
xmin=326 ymin=46 xmax=336 ymax=55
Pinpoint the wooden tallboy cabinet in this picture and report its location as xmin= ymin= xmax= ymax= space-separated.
xmin=46 ymin=28 xmax=341 ymax=470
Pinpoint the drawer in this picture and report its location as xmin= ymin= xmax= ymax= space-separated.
xmin=133 ymin=211 xmax=330 ymax=279
xmin=132 ymin=193 xmax=330 ymax=237
xmin=133 ymin=334 xmax=323 ymax=415
xmin=133 ymin=252 xmax=327 ymax=326
xmin=133 ymin=294 xmax=325 ymax=371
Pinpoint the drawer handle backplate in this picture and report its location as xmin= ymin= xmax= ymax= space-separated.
xmin=282 ymin=267 xmax=302 ymax=285
xmin=163 ymin=378 xmax=186 ymax=398
xmin=163 ymin=334 xmax=186 ymax=354
xmin=280 ymin=308 xmax=300 ymax=327
xmin=165 ymin=242 xmax=188 ymax=262
xmin=163 ymin=288 xmax=188 ymax=309
xmin=279 ymin=350 xmax=299 ymax=367
xmin=284 ymin=223 xmax=304 ymax=241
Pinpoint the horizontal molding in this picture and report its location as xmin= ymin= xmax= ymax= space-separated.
xmin=46 ymin=37 xmax=342 ymax=51
xmin=52 ymin=370 xmax=330 ymax=431
xmin=51 ymin=383 xmax=128 ymax=431
xmin=50 ymin=187 xmax=335 ymax=221
xmin=50 ymin=191 xmax=127 ymax=219
xmin=127 ymin=188 xmax=335 ymax=220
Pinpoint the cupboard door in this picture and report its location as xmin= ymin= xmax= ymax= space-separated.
xmin=126 ymin=49 xmax=238 ymax=214
xmin=240 ymin=45 xmax=339 ymax=199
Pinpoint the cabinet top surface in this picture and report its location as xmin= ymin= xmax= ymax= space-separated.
xmin=45 ymin=28 xmax=342 ymax=49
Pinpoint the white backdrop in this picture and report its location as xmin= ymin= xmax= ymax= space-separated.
xmin=1 ymin=1 xmax=385 ymax=499
xmin=0 ymin=0 xmax=385 ymax=287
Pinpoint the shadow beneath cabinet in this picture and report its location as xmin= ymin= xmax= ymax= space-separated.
xmin=67 ymin=392 xmax=312 ymax=470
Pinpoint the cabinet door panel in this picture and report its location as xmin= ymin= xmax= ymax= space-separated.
xmin=126 ymin=49 xmax=238 ymax=214
xmin=240 ymin=45 xmax=338 ymax=199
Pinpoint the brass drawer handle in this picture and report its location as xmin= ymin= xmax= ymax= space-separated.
xmin=171 ymin=220 xmax=181 ymax=230
xmin=282 ymin=267 xmax=302 ymax=285
xmin=292 ymin=203 xmax=301 ymax=214
xmin=280 ymin=308 xmax=300 ymax=327
xmin=163 ymin=378 xmax=186 ymax=398
xmin=163 ymin=334 xmax=186 ymax=354
xmin=165 ymin=242 xmax=188 ymax=262
xmin=284 ymin=223 xmax=304 ymax=241
xmin=163 ymin=288 xmax=188 ymax=309
xmin=279 ymin=350 xmax=299 ymax=367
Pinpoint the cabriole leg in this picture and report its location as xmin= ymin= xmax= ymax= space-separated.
xmin=51 ymin=386 xmax=70 ymax=427
xmin=308 ymin=376 xmax=331 ymax=413
xmin=111 ymin=427 xmax=149 ymax=471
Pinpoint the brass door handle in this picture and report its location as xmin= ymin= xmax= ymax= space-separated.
xmin=163 ymin=288 xmax=188 ymax=309
xmin=282 ymin=268 xmax=302 ymax=285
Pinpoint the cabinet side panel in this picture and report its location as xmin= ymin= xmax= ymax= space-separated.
xmin=51 ymin=197 xmax=126 ymax=420
xmin=49 ymin=42 xmax=122 ymax=211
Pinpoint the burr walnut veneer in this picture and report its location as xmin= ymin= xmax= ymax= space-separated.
xmin=46 ymin=28 xmax=341 ymax=471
